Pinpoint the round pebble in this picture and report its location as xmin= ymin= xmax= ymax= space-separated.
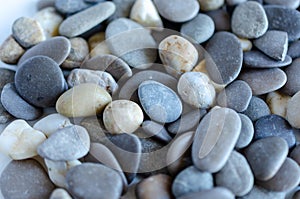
xmin=198 ymin=0 xmax=224 ymax=11
xmin=206 ymin=10 xmax=231 ymax=31
xmin=0 ymin=36 xmax=25 ymax=64
xmin=142 ymin=120 xmax=172 ymax=143
xmin=282 ymin=58 xmax=300 ymax=95
xmin=239 ymin=38 xmax=253 ymax=52
xmin=288 ymin=40 xmax=300 ymax=59
xmin=54 ymin=0 xmax=89 ymax=14
xmin=242 ymin=96 xmax=271 ymax=122
xmin=236 ymin=113 xmax=254 ymax=149
xmin=266 ymin=91 xmax=290 ymax=117
xmin=286 ymin=91 xmax=300 ymax=128
xmin=50 ymin=189 xmax=72 ymax=199
xmin=264 ymin=0 xmax=300 ymax=9
xmin=177 ymin=187 xmax=235 ymax=199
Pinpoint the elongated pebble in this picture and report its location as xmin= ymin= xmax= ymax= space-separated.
xmin=236 ymin=114 xmax=254 ymax=149
xmin=0 ymin=36 xmax=25 ymax=64
xmin=177 ymin=187 xmax=234 ymax=199
xmin=286 ymin=91 xmax=300 ymax=128
xmin=264 ymin=0 xmax=300 ymax=9
xmin=50 ymin=189 xmax=72 ymax=199
xmin=242 ymin=96 xmax=271 ymax=122
xmin=266 ymin=91 xmax=290 ymax=118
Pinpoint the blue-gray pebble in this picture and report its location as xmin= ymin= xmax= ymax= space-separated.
xmin=282 ymin=58 xmax=300 ymax=95
xmin=242 ymin=96 xmax=271 ymax=121
xmin=55 ymin=0 xmax=90 ymax=14
xmin=288 ymin=40 xmax=300 ymax=59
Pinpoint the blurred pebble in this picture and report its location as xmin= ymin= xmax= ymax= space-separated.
xmin=177 ymin=187 xmax=235 ymax=199
xmin=0 ymin=36 xmax=25 ymax=64
xmin=239 ymin=185 xmax=285 ymax=199
xmin=206 ymin=10 xmax=231 ymax=31
xmin=142 ymin=120 xmax=172 ymax=143
xmin=109 ymin=0 xmax=135 ymax=21
xmin=54 ymin=0 xmax=89 ymax=14
xmin=236 ymin=114 xmax=254 ymax=149
xmin=242 ymin=96 xmax=271 ymax=122
xmin=49 ymin=189 xmax=72 ymax=199
xmin=264 ymin=0 xmax=300 ymax=10
xmin=37 ymin=0 xmax=55 ymax=10
xmin=266 ymin=91 xmax=290 ymax=117
xmin=290 ymin=145 xmax=300 ymax=165
xmin=199 ymin=0 xmax=224 ymax=11
xmin=239 ymin=38 xmax=253 ymax=51
xmin=286 ymin=91 xmax=300 ymax=128
xmin=288 ymin=40 xmax=300 ymax=59
xmin=88 ymin=32 xmax=105 ymax=50
xmin=282 ymin=58 xmax=300 ymax=95
xmin=226 ymin=0 xmax=247 ymax=6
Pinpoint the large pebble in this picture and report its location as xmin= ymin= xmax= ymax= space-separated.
xmin=59 ymin=2 xmax=116 ymax=37
xmin=192 ymin=107 xmax=241 ymax=173
xmin=56 ymin=83 xmax=112 ymax=117
xmin=177 ymin=187 xmax=234 ymax=199
xmin=286 ymin=91 xmax=300 ymax=128
xmin=54 ymin=0 xmax=89 ymax=14
xmin=0 ymin=159 xmax=55 ymax=199
xmin=264 ymin=0 xmax=300 ymax=9
xmin=282 ymin=58 xmax=300 ymax=95
xmin=153 ymin=0 xmax=199 ymax=23
xmin=244 ymin=137 xmax=288 ymax=180
xmin=199 ymin=0 xmax=224 ymax=11
xmin=242 ymin=96 xmax=271 ymax=121
xmin=0 ymin=36 xmax=25 ymax=64
xmin=37 ymin=125 xmax=90 ymax=161
xmin=66 ymin=163 xmax=123 ymax=199
xmin=239 ymin=185 xmax=286 ymax=199
xmin=50 ymin=189 xmax=72 ymax=199
xmin=205 ymin=31 xmax=243 ymax=85
xmin=236 ymin=113 xmax=254 ymax=149
xmin=142 ymin=120 xmax=172 ymax=143
xmin=266 ymin=91 xmax=290 ymax=117
xmin=138 ymin=80 xmax=182 ymax=123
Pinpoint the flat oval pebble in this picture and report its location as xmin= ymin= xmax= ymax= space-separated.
xmin=239 ymin=68 xmax=287 ymax=95
xmin=231 ymin=1 xmax=268 ymax=39
xmin=142 ymin=120 xmax=172 ymax=143
xmin=288 ymin=40 xmax=300 ymax=59
xmin=66 ymin=163 xmax=123 ymax=199
xmin=153 ymin=0 xmax=199 ymax=23
xmin=0 ymin=35 xmax=25 ymax=64
xmin=286 ymin=91 xmax=300 ymax=128
xmin=15 ymin=56 xmax=66 ymax=108
xmin=0 ymin=159 xmax=55 ymax=199
xmin=59 ymin=2 xmax=116 ymax=37
xmin=37 ymin=125 xmax=90 ymax=161
xmin=239 ymin=185 xmax=286 ymax=199
xmin=177 ymin=187 xmax=235 ymax=199
xmin=264 ymin=0 xmax=300 ymax=9
xmin=282 ymin=58 xmax=300 ymax=95
xmin=138 ymin=80 xmax=182 ymax=123
xmin=242 ymin=96 xmax=271 ymax=121
xmin=244 ymin=136 xmax=288 ymax=181
xmin=198 ymin=0 xmax=224 ymax=11
xmin=50 ymin=189 xmax=72 ymax=199
xmin=1 ymin=83 xmax=42 ymax=120
xmin=217 ymin=80 xmax=252 ymax=112
xmin=205 ymin=31 xmax=243 ymax=85
xmin=54 ymin=0 xmax=89 ymax=14
xmin=266 ymin=91 xmax=290 ymax=117
xmin=18 ymin=36 xmax=71 ymax=66
xmin=264 ymin=6 xmax=300 ymax=41
xmin=206 ymin=10 xmax=231 ymax=31
xmin=236 ymin=113 xmax=254 ymax=149
xmin=192 ymin=107 xmax=241 ymax=173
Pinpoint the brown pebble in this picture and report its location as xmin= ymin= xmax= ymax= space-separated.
xmin=0 ymin=36 xmax=25 ymax=64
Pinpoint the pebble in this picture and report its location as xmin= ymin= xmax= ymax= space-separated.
xmin=138 ymin=80 xmax=182 ymax=123
xmin=0 ymin=159 xmax=55 ymax=199
xmin=109 ymin=0 xmax=135 ymax=21
xmin=0 ymin=36 xmax=25 ymax=64
xmin=56 ymin=83 xmax=112 ymax=117
xmin=54 ymin=0 xmax=89 ymax=14
xmin=177 ymin=187 xmax=235 ymax=199
xmin=256 ymin=158 xmax=300 ymax=192
xmin=239 ymin=38 xmax=253 ymax=51
xmin=89 ymin=42 xmax=111 ymax=58
xmin=192 ymin=107 xmax=241 ymax=173
xmin=236 ymin=114 xmax=254 ymax=149
xmin=266 ymin=91 xmax=290 ymax=118
xmin=198 ymin=0 xmax=224 ymax=11
xmin=172 ymin=166 xmax=214 ymax=198
xmin=37 ymin=0 xmax=55 ymax=10
xmin=130 ymin=0 xmax=163 ymax=28
xmin=159 ymin=35 xmax=198 ymax=73
xmin=282 ymin=58 xmax=300 ymax=95
xmin=181 ymin=14 xmax=215 ymax=44
xmin=0 ymin=119 xmax=46 ymax=160
xmin=178 ymin=72 xmax=216 ymax=109
xmin=88 ymin=32 xmax=105 ymax=50
xmin=215 ymin=151 xmax=254 ymax=196
xmin=226 ymin=0 xmax=247 ymax=6
xmin=103 ymin=100 xmax=144 ymax=134
xmin=136 ymin=174 xmax=173 ymax=199
xmin=290 ymin=145 xmax=300 ymax=165
xmin=286 ymin=91 xmax=300 ymax=128
xmin=217 ymin=80 xmax=252 ymax=112
xmin=80 ymin=117 xmax=108 ymax=143
xmin=288 ymin=40 xmax=300 ymax=59
xmin=0 ymin=69 xmax=15 ymax=89
xmin=61 ymin=37 xmax=89 ymax=69
xmin=264 ymin=0 xmax=300 ymax=9
xmin=59 ymin=2 xmax=116 ymax=37
xmin=153 ymin=0 xmax=199 ymax=23
xmin=0 ymin=102 xmax=13 ymax=124
xmin=66 ymin=163 xmax=123 ymax=199
xmin=244 ymin=137 xmax=288 ymax=181
xmin=1 ymin=83 xmax=43 ymax=120
xmin=67 ymin=69 xmax=118 ymax=93
xmin=231 ymin=1 xmax=268 ymax=39
xmin=49 ymin=189 xmax=72 ymax=199
xmin=18 ymin=36 xmax=71 ymax=66
xmin=242 ymin=96 xmax=271 ymax=121
xmin=33 ymin=113 xmax=72 ymax=137
xmin=142 ymin=120 xmax=172 ymax=143
xmin=239 ymin=185 xmax=286 ymax=199
xmin=293 ymin=191 xmax=300 ymax=199
xmin=15 ymin=56 xmax=66 ymax=108
xmin=206 ymin=10 xmax=231 ymax=31
xmin=37 ymin=125 xmax=90 ymax=161
xmin=12 ymin=17 xmax=46 ymax=48
xmin=264 ymin=6 xmax=300 ymax=41
xmin=253 ymin=30 xmax=288 ymax=61
xmin=205 ymin=31 xmax=243 ymax=85
xmin=239 ymin=68 xmax=287 ymax=95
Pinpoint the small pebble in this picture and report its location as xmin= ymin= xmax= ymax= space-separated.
xmin=199 ymin=0 xmax=224 ymax=11
xmin=226 ymin=0 xmax=247 ymax=6
xmin=0 ymin=102 xmax=13 ymax=124
xmin=282 ymin=58 xmax=300 ymax=95
xmin=264 ymin=0 xmax=300 ymax=9
xmin=206 ymin=10 xmax=231 ymax=31
xmin=266 ymin=91 xmax=290 ymax=117
xmin=0 ymin=36 xmax=25 ymax=64
xmin=236 ymin=113 xmax=254 ymax=149
xmin=286 ymin=91 xmax=300 ymax=128
xmin=49 ymin=189 xmax=72 ymax=199
xmin=290 ymin=145 xmax=300 ymax=165
xmin=242 ymin=96 xmax=271 ymax=121
xmin=37 ymin=0 xmax=56 ymax=10
xmin=54 ymin=0 xmax=89 ymax=14
xmin=89 ymin=41 xmax=111 ymax=57
xmin=109 ymin=0 xmax=135 ymax=21
xmin=142 ymin=120 xmax=172 ymax=143
xmin=177 ymin=187 xmax=235 ymax=199
xmin=239 ymin=38 xmax=253 ymax=51
xmin=88 ymin=32 xmax=105 ymax=50
xmin=0 ymin=69 xmax=15 ymax=89
xmin=239 ymin=185 xmax=286 ymax=199
xmin=288 ymin=40 xmax=300 ymax=59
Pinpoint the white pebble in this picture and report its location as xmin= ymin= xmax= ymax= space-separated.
xmin=266 ymin=91 xmax=291 ymax=118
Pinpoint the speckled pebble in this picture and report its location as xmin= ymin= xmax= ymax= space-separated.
xmin=242 ymin=96 xmax=271 ymax=122
xmin=0 ymin=36 xmax=25 ymax=64
xmin=286 ymin=91 xmax=300 ymax=128
xmin=236 ymin=114 xmax=254 ymax=149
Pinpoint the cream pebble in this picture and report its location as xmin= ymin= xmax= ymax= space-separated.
xmin=50 ymin=189 xmax=72 ymax=199
xmin=239 ymin=38 xmax=253 ymax=51
xmin=266 ymin=91 xmax=291 ymax=118
xmin=286 ymin=91 xmax=300 ymax=128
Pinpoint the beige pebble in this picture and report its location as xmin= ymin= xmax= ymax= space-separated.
xmin=239 ymin=38 xmax=253 ymax=51
xmin=199 ymin=0 xmax=225 ymax=11
xmin=159 ymin=35 xmax=198 ymax=73
xmin=90 ymin=41 xmax=111 ymax=58
xmin=50 ymin=189 xmax=72 ymax=199
xmin=266 ymin=91 xmax=291 ymax=118
xmin=0 ymin=35 xmax=25 ymax=64
xmin=56 ymin=83 xmax=112 ymax=118
xmin=0 ymin=119 xmax=46 ymax=160
xmin=103 ymin=100 xmax=144 ymax=134
xmin=286 ymin=91 xmax=300 ymax=128
xmin=88 ymin=32 xmax=106 ymax=50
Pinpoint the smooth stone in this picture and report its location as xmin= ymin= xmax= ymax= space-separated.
xmin=33 ymin=113 xmax=72 ymax=137
xmin=0 ymin=102 xmax=13 ymax=124
xmin=239 ymin=185 xmax=286 ymax=199
xmin=109 ymin=0 xmax=135 ymax=21
xmin=61 ymin=37 xmax=89 ymax=69
xmin=198 ymin=0 xmax=225 ymax=11
xmin=0 ymin=119 xmax=46 ymax=160
xmin=159 ymin=35 xmax=198 ymax=73
xmin=142 ymin=120 xmax=172 ymax=143
xmin=217 ymin=80 xmax=252 ymax=112
xmin=81 ymin=54 xmax=132 ymax=80
xmin=138 ymin=80 xmax=182 ymax=123
xmin=243 ymin=50 xmax=292 ymax=68
xmin=54 ymin=0 xmax=89 ymax=14
xmin=288 ymin=40 xmax=300 ymax=59
xmin=50 ymin=189 xmax=72 ymax=199
xmin=181 ymin=14 xmax=215 ymax=44
xmin=0 ymin=69 xmax=15 ymax=89
xmin=282 ymin=58 xmax=300 ymax=95
xmin=264 ymin=6 xmax=300 ymax=41
xmin=66 ymin=163 xmax=123 ymax=199
xmin=88 ymin=32 xmax=105 ymax=50
xmin=59 ymin=2 xmax=116 ymax=37
xmin=192 ymin=107 xmax=241 ymax=173
xmin=206 ymin=10 xmax=231 ymax=31
xmin=264 ymin=0 xmax=300 ymax=8
xmin=80 ymin=117 xmax=108 ymax=143
xmin=239 ymin=68 xmax=287 ymax=95
xmin=37 ymin=125 xmax=90 ymax=161
xmin=172 ymin=166 xmax=214 ymax=198
xmin=257 ymin=158 xmax=300 ymax=192
xmin=239 ymin=38 xmax=253 ymax=51
xmin=290 ymin=145 xmax=300 ymax=165
xmin=12 ymin=17 xmax=46 ymax=48
xmin=15 ymin=56 xmax=66 ymax=108
xmin=266 ymin=91 xmax=290 ymax=117
xmin=0 ymin=35 xmax=25 ymax=64
xmin=18 ymin=36 xmax=71 ymax=66
xmin=286 ymin=91 xmax=300 ymax=128
xmin=0 ymin=159 xmax=55 ymax=199
xmin=215 ymin=151 xmax=254 ymax=196
xmin=226 ymin=0 xmax=247 ymax=6
xmin=67 ymin=69 xmax=118 ymax=93
xmin=242 ymin=96 xmax=271 ymax=122
xmin=178 ymin=72 xmax=215 ymax=109
xmin=244 ymin=137 xmax=288 ymax=180
xmin=236 ymin=114 xmax=254 ymax=149
xmin=1 ymin=83 xmax=43 ymax=120
xmin=136 ymin=174 xmax=172 ymax=199
xmin=177 ymin=187 xmax=235 ymax=199
xmin=153 ymin=0 xmax=199 ymax=23
xmin=205 ymin=31 xmax=243 ymax=85
xmin=56 ymin=83 xmax=112 ymax=117
xmin=37 ymin=0 xmax=56 ymax=10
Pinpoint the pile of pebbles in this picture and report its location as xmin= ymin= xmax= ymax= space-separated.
xmin=0 ymin=0 xmax=300 ymax=198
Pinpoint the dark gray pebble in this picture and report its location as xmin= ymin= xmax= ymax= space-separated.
xmin=288 ymin=40 xmax=300 ymax=59
xmin=54 ymin=0 xmax=89 ymax=14
xmin=142 ymin=120 xmax=172 ymax=143
xmin=264 ymin=0 xmax=300 ymax=9
xmin=282 ymin=58 xmax=300 ymax=95
xmin=0 ymin=69 xmax=15 ymax=90
xmin=236 ymin=114 xmax=254 ymax=149
xmin=239 ymin=185 xmax=285 ymax=199
xmin=241 ymin=96 xmax=271 ymax=121
xmin=206 ymin=10 xmax=231 ymax=31
xmin=290 ymin=145 xmax=300 ymax=165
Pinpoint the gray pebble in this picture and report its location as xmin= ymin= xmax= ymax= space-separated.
xmin=80 ymin=117 xmax=108 ymax=143
xmin=290 ymin=145 xmax=300 ymax=165
xmin=37 ymin=0 xmax=55 ymax=10
xmin=109 ymin=0 xmax=136 ymax=21
xmin=54 ymin=0 xmax=89 ymax=14
xmin=226 ymin=0 xmax=247 ymax=6
xmin=142 ymin=120 xmax=172 ymax=143
xmin=0 ymin=36 xmax=25 ymax=64
xmin=206 ymin=10 xmax=231 ymax=31
xmin=0 ymin=102 xmax=13 ymax=124
xmin=264 ymin=0 xmax=300 ymax=10
xmin=177 ymin=187 xmax=235 ymax=199
xmin=0 ymin=69 xmax=15 ymax=90
xmin=236 ymin=113 xmax=254 ymax=149
xmin=282 ymin=58 xmax=300 ymax=95
xmin=242 ymin=96 xmax=271 ymax=122
xmin=239 ymin=185 xmax=286 ymax=199
xmin=288 ymin=40 xmax=300 ymax=59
